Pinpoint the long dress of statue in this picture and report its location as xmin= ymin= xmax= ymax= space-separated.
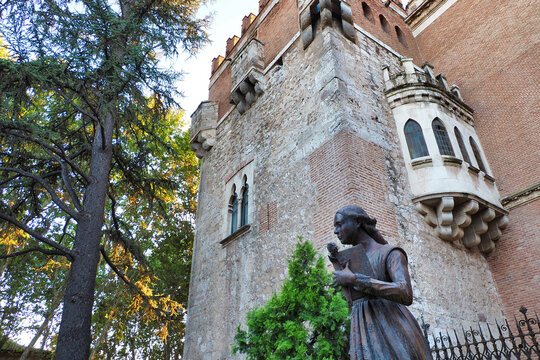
xmin=331 ymin=206 xmax=432 ymax=360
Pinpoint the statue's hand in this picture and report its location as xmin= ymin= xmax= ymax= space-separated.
xmin=333 ymin=262 xmax=355 ymax=286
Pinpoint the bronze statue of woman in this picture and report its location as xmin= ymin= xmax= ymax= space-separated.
xmin=331 ymin=205 xmax=432 ymax=360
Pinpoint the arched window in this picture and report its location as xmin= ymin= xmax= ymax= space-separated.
xmin=362 ymin=2 xmax=374 ymax=22
xmin=240 ymin=176 xmax=249 ymax=227
xmin=395 ymin=26 xmax=407 ymax=46
xmin=229 ymin=186 xmax=238 ymax=234
xmin=404 ymin=119 xmax=429 ymax=159
xmin=454 ymin=127 xmax=471 ymax=163
xmin=469 ymin=137 xmax=487 ymax=173
xmin=379 ymin=15 xmax=389 ymax=33
xmin=432 ymin=118 xmax=455 ymax=156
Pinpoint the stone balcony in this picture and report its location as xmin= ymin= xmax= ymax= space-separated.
xmin=384 ymin=58 xmax=509 ymax=253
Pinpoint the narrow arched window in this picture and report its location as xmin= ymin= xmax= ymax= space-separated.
xmin=395 ymin=26 xmax=407 ymax=46
xmin=469 ymin=137 xmax=487 ymax=173
xmin=362 ymin=2 xmax=374 ymax=22
xmin=379 ymin=15 xmax=389 ymax=33
xmin=240 ymin=177 xmax=249 ymax=227
xmin=229 ymin=187 xmax=238 ymax=234
xmin=454 ymin=127 xmax=471 ymax=163
xmin=404 ymin=120 xmax=429 ymax=159
xmin=432 ymin=119 xmax=455 ymax=156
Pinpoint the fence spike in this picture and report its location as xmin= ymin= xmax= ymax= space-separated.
xmin=454 ymin=328 xmax=465 ymax=358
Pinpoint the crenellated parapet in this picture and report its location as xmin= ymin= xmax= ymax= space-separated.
xmin=190 ymin=101 xmax=218 ymax=158
xmin=384 ymin=59 xmax=473 ymax=124
xmin=383 ymin=58 xmax=509 ymax=253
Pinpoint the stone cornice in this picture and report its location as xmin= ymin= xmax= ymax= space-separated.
xmin=501 ymin=182 xmax=540 ymax=210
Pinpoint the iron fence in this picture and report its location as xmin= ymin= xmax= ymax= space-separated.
xmin=422 ymin=307 xmax=539 ymax=360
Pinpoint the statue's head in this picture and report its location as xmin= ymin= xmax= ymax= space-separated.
xmin=334 ymin=205 xmax=387 ymax=245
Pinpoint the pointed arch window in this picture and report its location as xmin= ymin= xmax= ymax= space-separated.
xmin=229 ymin=187 xmax=238 ymax=234
xmin=404 ymin=119 xmax=429 ymax=159
xmin=469 ymin=137 xmax=487 ymax=173
xmin=454 ymin=127 xmax=471 ymax=163
xmin=432 ymin=118 xmax=455 ymax=156
xmin=395 ymin=26 xmax=407 ymax=46
xmin=362 ymin=2 xmax=374 ymax=22
xmin=241 ymin=176 xmax=249 ymax=227
xmin=379 ymin=15 xmax=389 ymax=33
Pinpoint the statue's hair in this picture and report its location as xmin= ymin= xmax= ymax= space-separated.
xmin=336 ymin=205 xmax=388 ymax=244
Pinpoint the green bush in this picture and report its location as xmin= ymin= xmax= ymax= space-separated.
xmin=232 ymin=239 xmax=350 ymax=360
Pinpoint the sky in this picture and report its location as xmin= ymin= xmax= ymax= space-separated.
xmin=176 ymin=0 xmax=260 ymax=120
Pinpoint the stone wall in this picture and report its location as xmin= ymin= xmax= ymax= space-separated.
xmin=184 ymin=17 xmax=505 ymax=358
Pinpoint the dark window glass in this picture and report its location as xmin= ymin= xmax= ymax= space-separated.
xmin=404 ymin=120 xmax=429 ymax=159
xmin=241 ymin=184 xmax=249 ymax=227
xmin=379 ymin=15 xmax=389 ymax=33
xmin=454 ymin=127 xmax=471 ymax=163
xmin=362 ymin=2 xmax=373 ymax=22
xmin=469 ymin=137 xmax=487 ymax=173
xmin=432 ymin=119 xmax=455 ymax=156
xmin=395 ymin=26 xmax=407 ymax=46
xmin=230 ymin=193 xmax=238 ymax=234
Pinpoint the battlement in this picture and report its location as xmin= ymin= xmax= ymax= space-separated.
xmin=204 ymin=0 xmax=421 ymax=122
xmin=384 ymin=58 xmax=472 ymax=120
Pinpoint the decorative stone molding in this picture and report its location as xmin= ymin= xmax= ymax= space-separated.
xmin=230 ymin=69 xmax=265 ymax=114
xmin=300 ymin=0 xmax=356 ymax=49
xmin=383 ymin=59 xmax=473 ymax=124
xmin=501 ymin=182 xmax=540 ymax=210
xmin=190 ymin=101 xmax=218 ymax=158
xmin=415 ymin=195 xmax=508 ymax=253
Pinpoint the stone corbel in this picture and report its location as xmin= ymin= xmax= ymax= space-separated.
xmin=300 ymin=3 xmax=315 ymax=49
xmin=230 ymin=70 xmax=265 ymax=114
xmin=415 ymin=196 xmax=508 ymax=253
xmin=190 ymin=129 xmax=216 ymax=158
xmin=300 ymin=0 xmax=356 ymax=49
xmin=478 ymin=215 xmax=509 ymax=253
xmin=462 ymin=207 xmax=495 ymax=248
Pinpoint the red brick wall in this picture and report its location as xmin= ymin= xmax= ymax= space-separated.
xmin=488 ymin=201 xmax=540 ymax=315
xmin=208 ymin=65 xmax=232 ymax=120
xmin=351 ymin=0 xmax=423 ymax=61
xmin=257 ymin=0 xmax=300 ymax=67
xmin=414 ymin=0 xmax=540 ymax=316
xmin=309 ymin=131 xmax=399 ymax=246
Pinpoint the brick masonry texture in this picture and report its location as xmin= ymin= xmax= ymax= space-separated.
xmin=184 ymin=10 xmax=507 ymax=356
xmin=413 ymin=0 xmax=539 ymax=318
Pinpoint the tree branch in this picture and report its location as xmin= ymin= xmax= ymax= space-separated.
xmin=4 ymin=129 xmax=90 ymax=183
xmin=0 ymin=167 xmax=80 ymax=220
xmin=100 ymin=247 xmax=173 ymax=319
xmin=0 ymin=211 xmax=74 ymax=260
xmin=0 ymin=246 xmax=68 ymax=260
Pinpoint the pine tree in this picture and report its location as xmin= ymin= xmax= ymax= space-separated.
xmin=233 ymin=239 xmax=350 ymax=360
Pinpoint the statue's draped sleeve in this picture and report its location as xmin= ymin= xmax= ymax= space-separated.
xmin=351 ymin=249 xmax=413 ymax=305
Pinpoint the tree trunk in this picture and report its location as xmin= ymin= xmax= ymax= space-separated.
xmin=20 ymin=283 xmax=65 ymax=360
xmin=55 ymin=111 xmax=115 ymax=360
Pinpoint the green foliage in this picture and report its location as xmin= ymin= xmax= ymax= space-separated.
xmin=233 ymin=240 xmax=350 ymax=360
xmin=0 ymin=0 xmax=206 ymax=357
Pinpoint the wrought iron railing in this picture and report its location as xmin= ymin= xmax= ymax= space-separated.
xmin=422 ymin=307 xmax=539 ymax=360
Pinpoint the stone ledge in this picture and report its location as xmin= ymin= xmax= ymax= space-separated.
xmin=411 ymin=157 xmax=433 ymax=169
xmin=501 ymin=182 xmax=540 ymax=210
xmin=220 ymin=224 xmax=251 ymax=247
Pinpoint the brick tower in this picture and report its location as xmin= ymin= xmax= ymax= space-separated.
xmin=184 ymin=0 xmax=539 ymax=358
